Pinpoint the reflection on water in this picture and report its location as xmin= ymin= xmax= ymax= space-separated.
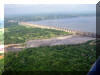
xmin=28 ymin=16 xmax=96 ymax=33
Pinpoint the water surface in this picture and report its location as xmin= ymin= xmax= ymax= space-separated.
xmin=27 ymin=16 xmax=96 ymax=33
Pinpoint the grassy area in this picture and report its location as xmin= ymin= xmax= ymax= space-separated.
xmin=5 ymin=41 xmax=96 ymax=72
xmin=5 ymin=25 xmax=69 ymax=44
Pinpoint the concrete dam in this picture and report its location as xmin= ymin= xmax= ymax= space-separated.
xmin=19 ymin=22 xmax=96 ymax=38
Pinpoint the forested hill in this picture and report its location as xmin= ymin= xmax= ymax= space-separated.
xmin=5 ymin=41 xmax=96 ymax=72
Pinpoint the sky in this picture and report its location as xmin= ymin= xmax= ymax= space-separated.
xmin=5 ymin=4 xmax=96 ymax=16
xmin=3 ymin=0 xmax=99 ymax=4
xmin=0 ymin=0 xmax=99 ymax=20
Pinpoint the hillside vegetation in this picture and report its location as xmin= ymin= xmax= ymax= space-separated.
xmin=3 ymin=21 xmax=96 ymax=75
xmin=5 ymin=23 xmax=68 ymax=44
xmin=5 ymin=41 xmax=96 ymax=72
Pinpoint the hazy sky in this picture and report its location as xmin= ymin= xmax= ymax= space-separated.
xmin=0 ymin=0 xmax=99 ymax=20
xmin=3 ymin=0 xmax=99 ymax=4
xmin=5 ymin=4 xmax=96 ymax=16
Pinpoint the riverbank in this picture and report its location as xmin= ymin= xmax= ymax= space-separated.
xmin=5 ymin=35 xmax=95 ymax=52
xmin=25 ymin=35 xmax=95 ymax=48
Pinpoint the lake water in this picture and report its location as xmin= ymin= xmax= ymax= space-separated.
xmin=27 ymin=16 xmax=96 ymax=33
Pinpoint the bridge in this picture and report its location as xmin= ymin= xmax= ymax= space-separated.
xmin=19 ymin=22 xmax=96 ymax=38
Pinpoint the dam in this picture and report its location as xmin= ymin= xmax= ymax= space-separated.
xmin=19 ymin=22 xmax=96 ymax=38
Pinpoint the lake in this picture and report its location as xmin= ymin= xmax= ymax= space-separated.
xmin=27 ymin=16 xmax=96 ymax=33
